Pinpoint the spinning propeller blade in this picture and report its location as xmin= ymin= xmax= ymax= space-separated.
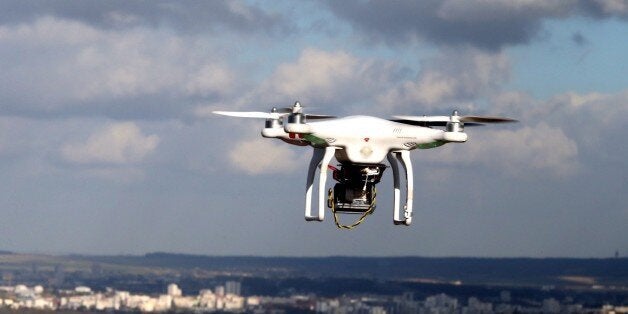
xmin=393 ymin=115 xmax=451 ymax=122
xmin=276 ymin=107 xmax=294 ymax=113
xmin=214 ymin=101 xmax=336 ymax=120
xmin=392 ymin=113 xmax=517 ymax=126
xmin=212 ymin=111 xmax=285 ymax=119
xmin=459 ymin=116 xmax=518 ymax=123
xmin=303 ymin=114 xmax=336 ymax=120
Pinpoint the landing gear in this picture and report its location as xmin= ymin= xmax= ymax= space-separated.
xmin=304 ymin=148 xmax=415 ymax=227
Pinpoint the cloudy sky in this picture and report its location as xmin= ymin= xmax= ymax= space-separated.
xmin=0 ymin=0 xmax=627 ymax=257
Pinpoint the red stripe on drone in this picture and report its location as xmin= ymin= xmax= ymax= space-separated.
xmin=289 ymin=133 xmax=303 ymax=139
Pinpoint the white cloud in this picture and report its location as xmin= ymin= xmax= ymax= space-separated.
xmin=547 ymin=91 xmax=626 ymax=123
xmin=255 ymin=48 xmax=399 ymax=108
xmin=0 ymin=16 xmax=100 ymax=44
xmin=474 ymin=124 xmax=579 ymax=176
xmin=415 ymin=89 xmax=628 ymax=178
xmin=416 ymin=123 xmax=580 ymax=177
xmin=68 ymin=26 xmax=235 ymax=101
xmin=62 ymin=122 xmax=159 ymax=165
xmin=491 ymin=89 xmax=628 ymax=144
xmin=185 ymin=63 xmax=236 ymax=97
xmin=377 ymin=48 xmax=510 ymax=112
xmin=0 ymin=16 xmax=238 ymax=117
xmin=228 ymin=137 xmax=306 ymax=175
xmin=263 ymin=48 xmax=360 ymax=98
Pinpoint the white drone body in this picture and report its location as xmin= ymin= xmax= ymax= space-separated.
xmin=214 ymin=102 xmax=515 ymax=228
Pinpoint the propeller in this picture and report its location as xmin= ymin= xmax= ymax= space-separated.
xmin=214 ymin=102 xmax=335 ymax=120
xmin=392 ymin=110 xmax=517 ymax=127
xmin=302 ymin=114 xmax=337 ymax=120
xmin=212 ymin=110 xmax=286 ymax=119
xmin=457 ymin=116 xmax=518 ymax=123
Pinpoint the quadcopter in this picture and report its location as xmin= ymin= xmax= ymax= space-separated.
xmin=214 ymin=102 xmax=516 ymax=229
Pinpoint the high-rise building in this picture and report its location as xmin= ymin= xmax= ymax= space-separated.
xmin=225 ymin=281 xmax=241 ymax=296
xmin=215 ymin=285 xmax=225 ymax=297
xmin=53 ymin=265 xmax=65 ymax=286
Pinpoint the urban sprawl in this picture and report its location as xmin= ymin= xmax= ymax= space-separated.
xmin=1 ymin=282 xmax=627 ymax=313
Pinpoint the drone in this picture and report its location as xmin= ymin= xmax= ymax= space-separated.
xmin=214 ymin=102 xmax=516 ymax=229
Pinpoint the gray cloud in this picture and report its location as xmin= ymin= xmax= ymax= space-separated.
xmin=253 ymin=48 xmax=404 ymax=113
xmin=324 ymin=0 xmax=628 ymax=50
xmin=0 ymin=0 xmax=290 ymax=35
xmin=196 ymin=48 xmax=407 ymax=118
xmin=578 ymin=0 xmax=628 ymax=19
xmin=0 ymin=17 xmax=244 ymax=120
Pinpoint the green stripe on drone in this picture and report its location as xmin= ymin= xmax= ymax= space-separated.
xmin=417 ymin=141 xmax=446 ymax=149
xmin=304 ymin=134 xmax=327 ymax=146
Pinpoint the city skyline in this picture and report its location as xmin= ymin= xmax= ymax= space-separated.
xmin=0 ymin=1 xmax=627 ymax=257
xmin=0 ymin=255 xmax=626 ymax=313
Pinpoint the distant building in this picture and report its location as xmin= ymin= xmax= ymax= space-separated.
xmin=198 ymin=290 xmax=216 ymax=310
xmin=316 ymin=299 xmax=340 ymax=313
xmin=1 ymin=271 xmax=13 ymax=286
xmin=542 ymin=298 xmax=561 ymax=313
xmin=246 ymin=296 xmax=260 ymax=307
xmin=172 ymin=295 xmax=196 ymax=309
xmin=52 ymin=265 xmax=65 ymax=287
xmin=466 ymin=297 xmax=493 ymax=313
xmin=215 ymin=285 xmax=225 ymax=297
xmin=425 ymin=293 xmax=458 ymax=313
xmin=75 ymin=286 xmax=92 ymax=294
xmin=225 ymin=281 xmax=241 ymax=296
xmin=167 ymin=284 xmax=182 ymax=297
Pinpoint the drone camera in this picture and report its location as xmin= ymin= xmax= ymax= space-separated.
xmin=331 ymin=164 xmax=386 ymax=213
